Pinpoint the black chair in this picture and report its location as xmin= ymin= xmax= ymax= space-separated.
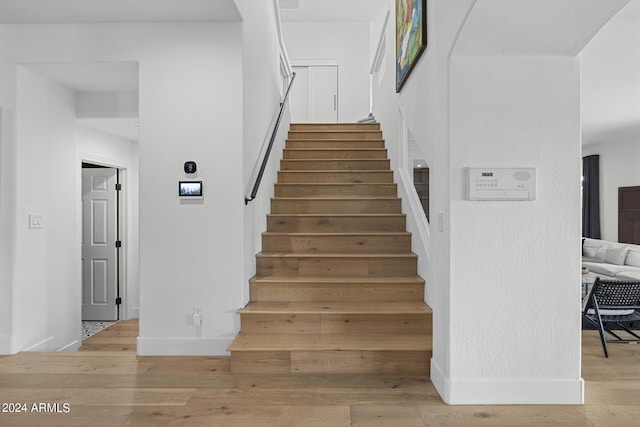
xmin=583 ymin=278 xmax=640 ymax=357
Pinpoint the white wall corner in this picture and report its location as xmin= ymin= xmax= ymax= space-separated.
xmin=129 ymin=307 xmax=140 ymax=319
xmin=137 ymin=337 xmax=233 ymax=356
xmin=430 ymin=358 xmax=450 ymax=403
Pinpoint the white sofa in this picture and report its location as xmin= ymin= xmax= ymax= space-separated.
xmin=582 ymin=238 xmax=640 ymax=281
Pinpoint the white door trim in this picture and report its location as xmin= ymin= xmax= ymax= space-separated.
xmin=291 ymin=59 xmax=339 ymax=67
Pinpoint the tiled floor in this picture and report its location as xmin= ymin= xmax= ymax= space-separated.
xmin=81 ymin=321 xmax=117 ymax=341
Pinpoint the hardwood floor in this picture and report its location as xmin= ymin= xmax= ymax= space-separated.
xmin=80 ymin=320 xmax=138 ymax=352
xmin=1 ymin=319 xmax=640 ymax=426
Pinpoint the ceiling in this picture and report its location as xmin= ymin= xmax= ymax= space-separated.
xmin=0 ymin=0 xmax=240 ymax=23
xmin=24 ymin=62 xmax=140 ymax=142
xmin=26 ymin=62 xmax=138 ymax=92
xmin=581 ymin=0 xmax=640 ymax=146
xmin=4 ymin=0 xmax=638 ymax=146
xmin=279 ymin=0 xmax=390 ymax=22
xmin=1 ymin=0 xmax=241 ymax=142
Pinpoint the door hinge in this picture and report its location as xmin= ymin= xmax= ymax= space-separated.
xmin=115 ymin=240 xmax=122 ymax=248
xmin=115 ymin=183 xmax=122 ymax=191
xmin=115 ymin=297 xmax=122 ymax=305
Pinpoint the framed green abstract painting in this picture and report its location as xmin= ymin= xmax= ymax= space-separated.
xmin=396 ymin=0 xmax=426 ymax=92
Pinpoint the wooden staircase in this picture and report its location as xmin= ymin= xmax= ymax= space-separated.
xmin=228 ymin=123 xmax=432 ymax=375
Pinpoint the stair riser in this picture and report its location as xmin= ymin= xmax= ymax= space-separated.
xmin=283 ymin=149 xmax=387 ymax=159
xmin=278 ymin=171 xmax=394 ymax=184
xmin=267 ymin=215 xmax=406 ymax=233
xmin=240 ymin=314 xmax=431 ymax=335
xmin=250 ymin=282 xmax=424 ymax=302
xmin=262 ymin=234 xmax=411 ymax=254
xmin=290 ymin=123 xmax=380 ymax=131
xmin=230 ymin=350 xmax=430 ymax=375
xmin=231 ymin=122 xmax=431 ymax=377
xmin=286 ymin=140 xmax=385 ymax=149
xmin=281 ymin=159 xmax=390 ymax=171
xmin=271 ymin=199 xmax=402 ymax=214
xmin=256 ymin=256 xmax=417 ymax=277
xmin=274 ymin=184 xmax=397 ymax=198
xmin=288 ymin=131 xmax=383 ymax=140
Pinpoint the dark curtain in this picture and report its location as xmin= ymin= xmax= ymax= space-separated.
xmin=582 ymin=155 xmax=601 ymax=239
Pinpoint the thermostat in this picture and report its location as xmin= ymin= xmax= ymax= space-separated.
xmin=184 ymin=161 xmax=197 ymax=175
xmin=179 ymin=181 xmax=203 ymax=198
xmin=467 ymin=168 xmax=536 ymax=201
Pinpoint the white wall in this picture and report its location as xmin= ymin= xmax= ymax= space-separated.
xmin=77 ymin=124 xmax=140 ymax=319
xmin=283 ymin=21 xmax=370 ymax=122
xmin=235 ymin=0 xmax=287 ymax=303
xmin=0 ymin=22 xmax=246 ymax=355
xmin=136 ymin=24 xmax=244 ymax=355
xmin=77 ymin=91 xmax=138 ymax=119
xmin=373 ymin=0 xmax=467 ymax=404
xmin=14 ymin=66 xmax=79 ymax=352
xmin=0 ymin=103 xmax=13 ymax=354
xmin=583 ymin=139 xmax=640 ymax=241
xmin=446 ymin=55 xmax=583 ymax=404
xmin=371 ymin=0 xmax=627 ymax=404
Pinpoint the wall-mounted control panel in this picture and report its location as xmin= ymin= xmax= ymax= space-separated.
xmin=467 ymin=168 xmax=536 ymax=201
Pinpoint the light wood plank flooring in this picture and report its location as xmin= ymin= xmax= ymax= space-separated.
xmin=1 ymin=319 xmax=639 ymax=426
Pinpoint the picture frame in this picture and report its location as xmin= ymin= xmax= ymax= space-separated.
xmin=396 ymin=0 xmax=427 ymax=92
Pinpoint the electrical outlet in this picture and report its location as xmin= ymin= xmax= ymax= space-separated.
xmin=192 ymin=307 xmax=203 ymax=326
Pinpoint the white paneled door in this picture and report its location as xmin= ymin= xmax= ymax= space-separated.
xmin=82 ymin=168 xmax=118 ymax=321
xmin=291 ymin=65 xmax=338 ymax=123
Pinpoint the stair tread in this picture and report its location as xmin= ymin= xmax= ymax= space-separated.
xmin=228 ymin=333 xmax=431 ymax=352
xmin=272 ymin=197 xmax=399 ymax=201
xmin=268 ymin=213 xmax=406 ymax=217
xmin=284 ymin=148 xmax=387 ymax=151
xmin=287 ymin=139 xmax=385 ymax=143
xmin=262 ymin=232 xmax=411 ymax=236
xmin=275 ymin=183 xmax=395 ymax=186
xmin=282 ymin=159 xmax=387 ymax=162
xmin=289 ymin=130 xmax=382 ymax=133
xmin=250 ymin=275 xmax=424 ymax=283
xmin=291 ymin=123 xmax=379 ymax=126
xmin=238 ymin=302 xmax=431 ymax=315
xmin=279 ymin=169 xmax=391 ymax=172
xmin=257 ymin=252 xmax=417 ymax=258
xmin=233 ymin=122 xmax=429 ymax=375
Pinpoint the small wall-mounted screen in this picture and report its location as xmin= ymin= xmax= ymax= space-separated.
xmin=179 ymin=181 xmax=203 ymax=197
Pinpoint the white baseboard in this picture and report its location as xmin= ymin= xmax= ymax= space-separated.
xmin=58 ymin=340 xmax=79 ymax=352
xmin=397 ymin=167 xmax=430 ymax=258
xmin=137 ymin=337 xmax=232 ymax=356
xmin=24 ymin=336 xmax=54 ymax=352
xmin=431 ymin=358 xmax=584 ymax=404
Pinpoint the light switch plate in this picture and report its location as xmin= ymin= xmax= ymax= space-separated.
xmin=29 ymin=214 xmax=43 ymax=229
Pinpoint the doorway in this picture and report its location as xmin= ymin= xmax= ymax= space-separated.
xmin=81 ymin=163 xmax=120 ymax=321
xmin=290 ymin=64 xmax=338 ymax=123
